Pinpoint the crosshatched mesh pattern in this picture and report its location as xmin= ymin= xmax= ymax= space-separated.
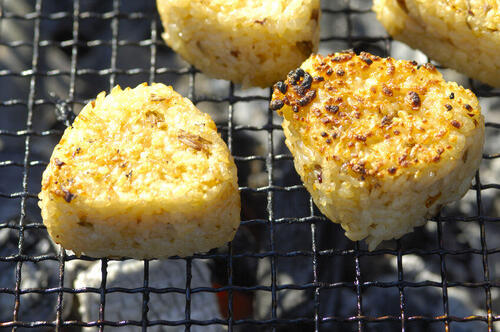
xmin=0 ymin=0 xmax=499 ymax=331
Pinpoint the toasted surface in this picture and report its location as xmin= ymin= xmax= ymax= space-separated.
xmin=271 ymin=52 xmax=485 ymax=249
xmin=373 ymin=0 xmax=500 ymax=87
xmin=39 ymin=83 xmax=240 ymax=258
xmin=157 ymin=0 xmax=320 ymax=88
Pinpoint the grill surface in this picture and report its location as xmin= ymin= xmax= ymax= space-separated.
xmin=0 ymin=0 xmax=499 ymax=331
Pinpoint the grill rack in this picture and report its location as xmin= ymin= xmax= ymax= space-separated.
xmin=0 ymin=0 xmax=499 ymax=331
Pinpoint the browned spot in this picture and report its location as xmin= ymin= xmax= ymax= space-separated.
xmin=270 ymin=99 xmax=284 ymax=110
xmin=254 ymin=18 xmax=267 ymax=25
xmin=230 ymin=50 xmax=240 ymax=58
xmin=352 ymin=163 xmax=366 ymax=175
xmin=360 ymin=52 xmax=373 ymax=65
xmin=325 ymin=105 xmax=339 ymax=113
xmin=445 ymin=104 xmax=453 ymax=111
xmin=145 ymin=110 xmax=165 ymax=125
xmin=382 ymin=86 xmax=393 ymax=97
xmin=388 ymin=167 xmax=397 ymax=175
xmin=54 ymin=158 xmax=65 ymax=167
xmin=61 ymin=186 xmax=75 ymax=203
xmin=332 ymin=53 xmax=353 ymax=63
xmin=423 ymin=63 xmax=436 ymax=71
xmin=464 ymin=104 xmax=473 ymax=111
xmin=311 ymin=8 xmax=319 ymax=21
xmin=150 ymin=94 xmax=166 ymax=102
xmin=406 ymin=91 xmax=421 ymax=109
xmin=462 ymin=149 xmax=469 ymax=163
xmin=178 ymin=130 xmax=212 ymax=152
xmin=77 ymin=218 xmax=93 ymax=228
xmin=336 ymin=69 xmax=345 ymax=76
xmin=355 ymin=135 xmax=366 ymax=142
xmin=314 ymin=165 xmax=322 ymax=183
xmin=425 ymin=193 xmax=442 ymax=208
xmin=90 ymin=100 xmax=96 ymax=108
xmin=450 ymin=120 xmax=461 ymax=128
xmin=296 ymin=41 xmax=313 ymax=56
xmin=72 ymin=147 xmax=81 ymax=158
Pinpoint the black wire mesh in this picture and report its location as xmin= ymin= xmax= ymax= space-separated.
xmin=0 ymin=0 xmax=499 ymax=331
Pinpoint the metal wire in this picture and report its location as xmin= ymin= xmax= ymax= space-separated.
xmin=0 ymin=0 xmax=499 ymax=331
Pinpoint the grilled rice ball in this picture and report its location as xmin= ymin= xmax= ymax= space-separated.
xmin=39 ymin=83 xmax=240 ymax=258
xmin=373 ymin=0 xmax=500 ymax=88
xmin=156 ymin=0 xmax=320 ymax=88
xmin=271 ymin=52 xmax=485 ymax=250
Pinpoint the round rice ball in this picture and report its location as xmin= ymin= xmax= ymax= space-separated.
xmin=271 ymin=51 xmax=485 ymax=250
xmin=157 ymin=0 xmax=321 ymax=88
xmin=39 ymin=83 xmax=240 ymax=258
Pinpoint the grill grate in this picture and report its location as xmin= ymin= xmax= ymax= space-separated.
xmin=0 ymin=0 xmax=499 ymax=331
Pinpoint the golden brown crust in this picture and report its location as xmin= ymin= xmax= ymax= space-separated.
xmin=271 ymin=51 xmax=482 ymax=183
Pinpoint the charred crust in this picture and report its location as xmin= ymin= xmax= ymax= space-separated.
xmin=298 ymin=90 xmax=317 ymax=106
xmin=288 ymin=68 xmax=305 ymax=85
xmin=295 ymin=72 xmax=313 ymax=96
xmin=325 ymin=105 xmax=339 ymax=113
xmin=332 ymin=53 xmax=353 ymax=63
xmin=449 ymin=92 xmax=455 ymax=99
xmin=275 ymin=81 xmax=288 ymax=94
xmin=406 ymin=91 xmax=421 ymax=109
xmin=292 ymin=105 xmax=299 ymax=113
xmin=359 ymin=52 xmax=373 ymax=65
xmin=270 ymin=99 xmax=285 ymax=110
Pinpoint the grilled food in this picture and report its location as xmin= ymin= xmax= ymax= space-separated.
xmin=271 ymin=51 xmax=485 ymax=250
xmin=39 ymin=83 xmax=240 ymax=258
xmin=156 ymin=0 xmax=320 ymax=88
xmin=373 ymin=0 xmax=500 ymax=87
